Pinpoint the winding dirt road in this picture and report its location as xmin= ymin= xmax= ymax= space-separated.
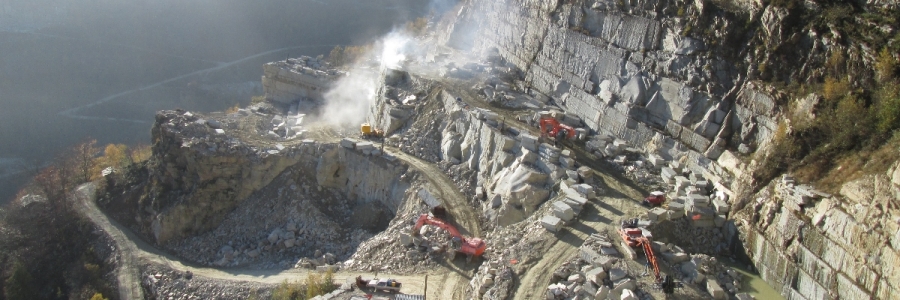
xmin=74 ymin=143 xmax=479 ymax=299
xmin=385 ymin=146 xmax=482 ymax=237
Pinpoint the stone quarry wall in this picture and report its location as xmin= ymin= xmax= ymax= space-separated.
xmin=453 ymin=0 xmax=786 ymax=200
xmin=146 ymin=111 xmax=409 ymax=244
xmin=437 ymin=90 xmax=575 ymax=226
xmin=446 ymin=0 xmax=899 ymax=298
xmin=315 ymin=146 xmax=411 ymax=212
xmin=262 ymin=57 xmax=342 ymax=104
xmin=738 ymin=166 xmax=900 ymax=299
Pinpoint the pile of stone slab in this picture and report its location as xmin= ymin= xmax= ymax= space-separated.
xmin=584 ymin=135 xmax=630 ymax=158
xmin=544 ymin=234 xmax=646 ymax=300
xmin=674 ymin=254 xmax=748 ymax=300
xmin=339 ymin=138 xmax=382 ymax=156
xmin=468 ymin=259 xmax=509 ymax=297
xmin=541 ymin=183 xmax=595 ymax=232
xmin=657 ymin=162 xmax=733 ymax=228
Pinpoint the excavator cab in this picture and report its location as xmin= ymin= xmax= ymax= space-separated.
xmin=450 ymin=236 xmax=462 ymax=250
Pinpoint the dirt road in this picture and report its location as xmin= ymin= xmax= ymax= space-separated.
xmin=385 ymin=146 xmax=482 ymax=237
xmin=74 ymin=145 xmax=480 ymax=299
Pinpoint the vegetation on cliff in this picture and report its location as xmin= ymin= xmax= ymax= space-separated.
xmin=755 ymin=10 xmax=898 ymax=189
xmin=0 ymin=140 xmax=150 ymax=300
xmin=685 ymin=0 xmax=900 ymax=189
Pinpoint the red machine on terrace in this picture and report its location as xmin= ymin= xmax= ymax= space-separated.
xmin=617 ymin=219 xmax=663 ymax=283
xmin=643 ymin=191 xmax=666 ymax=207
xmin=412 ymin=214 xmax=486 ymax=261
xmin=539 ymin=116 xmax=576 ymax=141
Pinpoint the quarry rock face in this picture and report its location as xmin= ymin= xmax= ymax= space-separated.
xmin=262 ymin=56 xmax=343 ymax=104
xmin=147 ymin=111 xmax=306 ymax=244
xmin=145 ymin=110 xmax=409 ymax=245
xmin=441 ymin=0 xmax=900 ymax=298
xmin=738 ymin=169 xmax=900 ymax=299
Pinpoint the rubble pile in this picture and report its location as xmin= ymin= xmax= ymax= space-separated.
xmin=647 ymin=218 xmax=732 ymax=255
xmin=142 ymin=264 xmax=273 ymax=299
xmin=468 ymin=259 xmax=514 ymax=299
xmin=344 ymin=206 xmax=448 ymax=274
xmin=388 ymin=104 xmax=445 ymax=163
xmin=166 ymin=165 xmax=387 ymax=269
xmin=468 ymin=217 xmax=549 ymax=299
xmin=541 ymin=183 xmax=596 ymax=232
xmin=543 ymin=233 xmax=650 ymax=300
xmin=674 ymin=254 xmax=747 ymax=299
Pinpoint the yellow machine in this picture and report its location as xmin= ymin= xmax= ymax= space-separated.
xmin=360 ymin=123 xmax=384 ymax=138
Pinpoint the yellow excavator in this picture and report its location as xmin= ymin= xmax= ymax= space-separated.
xmin=360 ymin=123 xmax=384 ymax=139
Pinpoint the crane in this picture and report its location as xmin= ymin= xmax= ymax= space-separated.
xmin=411 ymin=214 xmax=486 ymax=262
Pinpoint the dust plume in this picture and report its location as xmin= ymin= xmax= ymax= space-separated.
xmin=319 ymin=31 xmax=415 ymax=128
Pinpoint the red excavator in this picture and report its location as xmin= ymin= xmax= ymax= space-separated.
xmin=539 ymin=116 xmax=576 ymax=142
xmin=412 ymin=214 xmax=486 ymax=262
xmin=617 ymin=219 xmax=663 ymax=283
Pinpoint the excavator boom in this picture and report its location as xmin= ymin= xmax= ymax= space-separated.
xmin=618 ymin=221 xmax=663 ymax=283
xmin=412 ymin=214 xmax=486 ymax=257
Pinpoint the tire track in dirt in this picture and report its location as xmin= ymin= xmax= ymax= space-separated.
xmin=385 ymin=146 xmax=482 ymax=237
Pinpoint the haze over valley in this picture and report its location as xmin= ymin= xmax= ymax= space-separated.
xmin=0 ymin=0 xmax=435 ymax=202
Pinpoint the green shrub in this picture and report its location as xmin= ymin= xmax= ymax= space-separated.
xmin=271 ymin=271 xmax=336 ymax=300
xmin=90 ymin=292 xmax=109 ymax=300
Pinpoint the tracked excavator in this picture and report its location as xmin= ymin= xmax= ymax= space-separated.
xmin=617 ymin=219 xmax=676 ymax=295
xmin=411 ymin=214 xmax=486 ymax=262
xmin=539 ymin=116 xmax=576 ymax=143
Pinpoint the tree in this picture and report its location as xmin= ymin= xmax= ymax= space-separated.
xmin=101 ymin=144 xmax=130 ymax=171
xmin=875 ymin=48 xmax=897 ymax=83
xmin=72 ymin=140 xmax=98 ymax=183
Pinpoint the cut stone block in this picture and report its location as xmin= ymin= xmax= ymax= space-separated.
xmin=566 ymin=194 xmax=588 ymax=207
xmin=596 ymin=256 xmax=617 ymax=269
xmin=648 ymin=207 xmax=669 ymax=222
xmin=541 ymin=215 xmax=563 ymax=232
xmin=609 ymin=268 xmax=627 ymax=282
xmin=668 ymin=209 xmax=685 ymax=219
xmin=585 ymin=267 xmax=607 ymax=284
xmin=600 ymin=246 xmax=619 ymax=256
xmin=339 ymin=138 xmax=356 ymax=149
xmin=520 ymin=134 xmax=538 ymax=152
xmin=707 ymin=279 xmax=726 ymax=300
xmin=400 ymin=233 xmax=413 ymax=246
xmin=356 ymin=141 xmax=375 ymax=151
xmin=713 ymin=199 xmax=730 ymax=214
xmin=552 ymin=202 xmax=575 ymax=221
xmin=596 ymin=286 xmax=610 ymax=300
xmin=651 ymin=241 xmax=669 ymax=253
xmin=661 ymin=252 xmax=690 ymax=264
xmin=715 ymin=215 xmax=727 ymax=227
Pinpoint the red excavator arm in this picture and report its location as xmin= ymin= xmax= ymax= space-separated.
xmin=618 ymin=221 xmax=662 ymax=283
xmin=639 ymin=237 xmax=661 ymax=283
xmin=539 ymin=116 xmax=576 ymax=140
xmin=412 ymin=214 xmax=486 ymax=257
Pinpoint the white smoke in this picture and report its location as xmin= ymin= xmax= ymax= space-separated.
xmin=318 ymin=31 xmax=416 ymax=128
xmin=380 ymin=31 xmax=412 ymax=69
xmin=318 ymin=68 xmax=378 ymax=128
